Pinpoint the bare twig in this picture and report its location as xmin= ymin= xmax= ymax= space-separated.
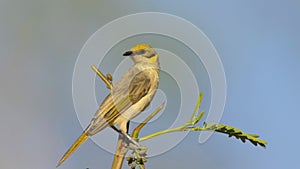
xmin=111 ymin=134 xmax=128 ymax=169
xmin=132 ymin=102 xmax=165 ymax=139
xmin=91 ymin=65 xmax=113 ymax=89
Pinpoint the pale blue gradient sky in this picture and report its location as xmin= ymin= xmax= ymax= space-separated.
xmin=1 ymin=1 xmax=299 ymax=169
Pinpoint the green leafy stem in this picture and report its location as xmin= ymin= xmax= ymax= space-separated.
xmin=137 ymin=92 xmax=267 ymax=148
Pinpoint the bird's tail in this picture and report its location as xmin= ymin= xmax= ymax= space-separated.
xmin=56 ymin=131 xmax=89 ymax=167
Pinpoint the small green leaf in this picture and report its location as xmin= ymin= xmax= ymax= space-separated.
xmin=202 ymin=122 xmax=267 ymax=148
xmin=190 ymin=92 xmax=203 ymax=122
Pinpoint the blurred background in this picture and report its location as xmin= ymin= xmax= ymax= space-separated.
xmin=1 ymin=0 xmax=300 ymax=169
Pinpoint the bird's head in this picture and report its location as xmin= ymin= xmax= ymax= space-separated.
xmin=123 ymin=44 xmax=159 ymax=64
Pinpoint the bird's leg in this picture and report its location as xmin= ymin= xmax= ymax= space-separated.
xmin=111 ymin=126 xmax=140 ymax=147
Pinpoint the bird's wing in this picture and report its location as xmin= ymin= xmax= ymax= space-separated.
xmin=86 ymin=68 xmax=155 ymax=135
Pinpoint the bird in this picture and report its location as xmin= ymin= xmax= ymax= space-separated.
xmin=56 ymin=44 xmax=160 ymax=167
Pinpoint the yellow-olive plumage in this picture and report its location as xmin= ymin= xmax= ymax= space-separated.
xmin=57 ymin=44 xmax=160 ymax=167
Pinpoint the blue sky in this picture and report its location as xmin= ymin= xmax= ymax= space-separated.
xmin=1 ymin=1 xmax=299 ymax=169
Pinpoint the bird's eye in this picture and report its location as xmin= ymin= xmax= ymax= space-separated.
xmin=136 ymin=49 xmax=146 ymax=55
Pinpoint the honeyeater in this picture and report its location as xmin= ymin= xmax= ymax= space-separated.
xmin=57 ymin=44 xmax=160 ymax=167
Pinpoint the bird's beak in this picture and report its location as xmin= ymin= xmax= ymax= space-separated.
xmin=123 ymin=51 xmax=133 ymax=56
